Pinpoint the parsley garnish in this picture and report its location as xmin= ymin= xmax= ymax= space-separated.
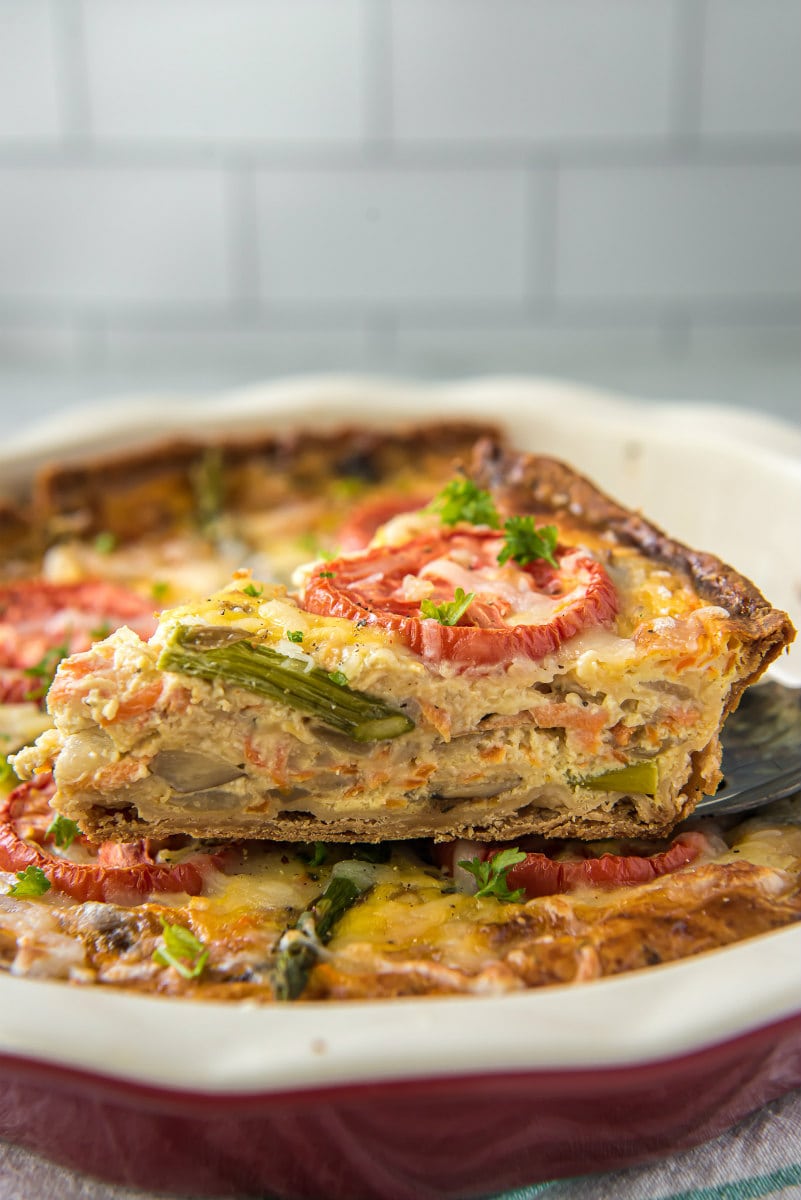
xmin=302 ymin=842 xmax=328 ymax=868
xmin=352 ymin=843 xmax=391 ymax=864
xmin=93 ymin=530 xmax=117 ymax=554
xmin=458 ymin=849 xmax=526 ymax=903
xmin=328 ymin=670 xmax=348 ymax=687
xmin=151 ymin=581 xmax=170 ymax=602
xmin=331 ymin=475 xmax=366 ymax=500
xmin=192 ymin=447 xmax=224 ymax=535
xmin=152 ymin=917 xmax=208 ymax=980
xmin=242 ymin=583 xmax=263 ymax=598
xmin=319 ymin=571 xmax=334 ymax=579
xmin=420 ymin=587 xmax=475 ymax=626
xmin=0 ymin=753 xmax=18 ymax=789
xmin=9 ymin=865 xmax=51 ymax=898
xmin=297 ymin=532 xmax=336 ymax=561
xmin=23 ymin=642 xmax=69 ymax=702
xmin=286 ymin=630 xmax=304 ymax=644
xmin=430 ymin=478 xmax=500 ymax=528
xmin=90 ymin=622 xmax=112 ymax=642
xmin=497 ymin=517 xmax=559 ymax=568
xmin=46 ymin=813 xmax=80 ymax=851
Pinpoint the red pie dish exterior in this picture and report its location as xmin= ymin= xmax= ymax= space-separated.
xmin=2 ymin=1007 xmax=801 ymax=1199
xmin=2 ymin=915 xmax=801 ymax=1200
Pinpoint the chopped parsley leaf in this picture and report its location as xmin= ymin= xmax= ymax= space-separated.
xmin=9 ymin=865 xmax=51 ymax=898
xmin=497 ymin=517 xmax=559 ymax=568
xmin=297 ymin=533 xmax=334 ymax=561
xmin=93 ymin=530 xmax=117 ymax=555
xmin=192 ymin=447 xmax=224 ymax=535
xmin=458 ymin=848 xmax=526 ymax=903
xmin=242 ymin=583 xmax=263 ymax=598
xmin=152 ymin=917 xmax=209 ymax=980
xmin=46 ymin=813 xmax=80 ymax=851
xmin=0 ymin=753 xmax=18 ymax=789
xmin=430 ymin=478 xmax=500 ymax=529
xmin=352 ymin=843 xmax=391 ymax=864
xmin=302 ymin=842 xmax=328 ymax=868
xmin=328 ymin=670 xmax=348 ymax=687
xmin=318 ymin=571 xmax=334 ymax=579
xmin=420 ymin=587 xmax=475 ymax=626
xmin=286 ymin=630 xmax=304 ymax=643
xmin=331 ymin=475 xmax=366 ymax=501
xmin=23 ymin=642 xmax=69 ymax=703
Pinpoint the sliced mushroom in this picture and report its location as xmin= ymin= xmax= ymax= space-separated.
xmin=151 ymin=749 xmax=246 ymax=793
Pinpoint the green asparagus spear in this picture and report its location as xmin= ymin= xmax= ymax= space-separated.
xmin=581 ymin=759 xmax=659 ymax=795
xmin=272 ymin=863 xmax=374 ymax=1000
xmin=158 ymin=626 xmax=414 ymax=742
xmin=191 ymin=447 xmax=224 ymax=534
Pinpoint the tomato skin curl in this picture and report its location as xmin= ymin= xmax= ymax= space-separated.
xmin=503 ymin=832 xmax=707 ymax=897
xmin=0 ymin=776 xmax=222 ymax=905
xmin=435 ymin=832 xmax=708 ymax=900
xmin=301 ymin=529 xmax=618 ymax=668
xmin=337 ymin=492 xmax=432 ymax=553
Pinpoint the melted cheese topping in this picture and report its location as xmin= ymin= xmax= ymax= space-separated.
xmin=5 ymin=807 xmax=799 ymax=997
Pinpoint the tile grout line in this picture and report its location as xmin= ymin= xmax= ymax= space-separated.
xmin=50 ymin=0 xmax=92 ymax=148
xmin=1 ymin=300 xmax=800 ymax=331
xmin=0 ymin=142 xmax=799 ymax=171
xmin=363 ymin=0 xmax=393 ymax=164
xmin=669 ymin=0 xmax=707 ymax=151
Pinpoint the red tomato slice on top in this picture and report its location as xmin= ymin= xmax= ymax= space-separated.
xmin=337 ymin=492 xmax=433 ymax=553
xmin=301 ymin=528 xmax=618 ymax=667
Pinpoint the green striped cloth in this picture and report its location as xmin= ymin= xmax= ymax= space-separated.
xmin=491 ymin=1089 xmax=801 ymax=1200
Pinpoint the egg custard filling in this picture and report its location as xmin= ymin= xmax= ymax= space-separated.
xmin=1 ymin=429 xmax=796 ymax=1003
xmin=11 ymin=465 xmax=793 ymax=846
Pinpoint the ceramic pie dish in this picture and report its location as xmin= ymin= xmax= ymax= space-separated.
xmin=1 ymin=377 xmax=800 ymax=1200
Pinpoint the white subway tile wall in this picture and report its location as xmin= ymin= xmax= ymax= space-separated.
xmin=557 ymin=163 xmax=801 ymax=304
xmin=83 ymin=0 xmax=368 ymax=144
xmin=0 ymin=0 xmax=62 ymax=141
xmin=0 ymin=167 xmax=231 ymax=307
xmin=0 ymin=0 xmax=798 ymax=383
xmin=700 ymin=0 xmax=801 ymax=138
xmin=254 ymin=168 xmax=536 ymax=306
xmin=391 ymin=0 xmax=677 ymax=144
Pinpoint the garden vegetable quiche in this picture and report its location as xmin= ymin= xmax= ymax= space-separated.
xmin=1 ymin=420 xmax=798 ymax=1002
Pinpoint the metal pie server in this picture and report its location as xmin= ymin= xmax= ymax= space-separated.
xmin=694 ymin=680 xmax=801 ymax=817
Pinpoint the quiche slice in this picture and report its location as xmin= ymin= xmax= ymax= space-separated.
xmin=13 ymin=443 xmax=794 ymax=845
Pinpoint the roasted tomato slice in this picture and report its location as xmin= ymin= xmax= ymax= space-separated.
xmin=0 ymin=579 xmax=158 ymax=704
xmin=0 ymin=775 xmax=225 ymax=904
xmin=435 ymin=832 xmax=708 ymax=900
xmin=301 ymin=528 xmax=617 ymax=667
xmin=337 ymin=492 xmax=433 ymax=553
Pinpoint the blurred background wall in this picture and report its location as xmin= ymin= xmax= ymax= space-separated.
xmin=0 ymin=0 xmax=799 ymax=425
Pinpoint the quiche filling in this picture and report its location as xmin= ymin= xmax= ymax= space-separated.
xmin=1 ymin=427 xmax=796 ymax=1004
xmin=11 ymin=482 xmax=783 ymax=844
